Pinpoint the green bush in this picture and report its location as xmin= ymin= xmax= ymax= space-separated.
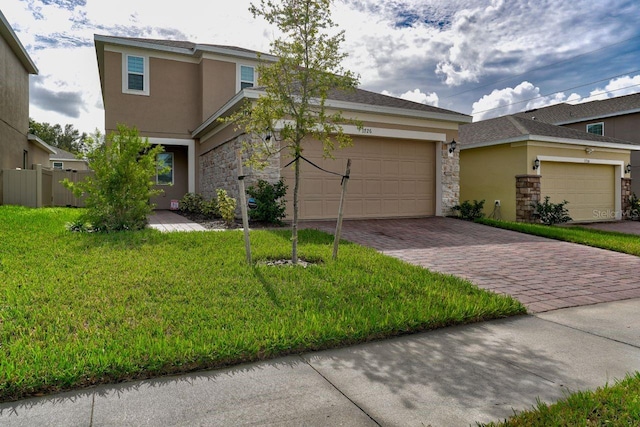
xmin=532 ymin=196 xmax=572 ymax=225
xmin=629 ymin=193 xmax=640 ymax=220
xmin=453 ymin=199 xmax=485 ymax=221
xmin=246 ymin=179 xmax=288 ymax=224
xmin=63 ymin=125 xmax=165 ymax=232
xmin=201 ymin=198 xmax=219 ymax=219
xmin=179 ymin=193 xmax=204 ymax=214
xmin=216 ymin=189 xmax=237 ymax=225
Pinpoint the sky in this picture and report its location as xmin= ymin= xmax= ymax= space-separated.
xmin=3 ymin=0 xmax=640 ymax=134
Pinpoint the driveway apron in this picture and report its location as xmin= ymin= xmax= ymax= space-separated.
xmin=302 ymin=217 xmax=640 ymax=313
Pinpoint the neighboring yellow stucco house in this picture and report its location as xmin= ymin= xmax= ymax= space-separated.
xmin=459 ymin=115 xmax=640 ymax=222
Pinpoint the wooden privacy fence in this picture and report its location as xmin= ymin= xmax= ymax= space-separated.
xmin=1 ymin=164 xmax=92 ymax=208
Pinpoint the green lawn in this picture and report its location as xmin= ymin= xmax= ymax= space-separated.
xmin=0 ymin=206 xmax=524 ymax=401
xmin=478 ymin=218 xmax=640 ymax=256
xmin=480 ymin=373 xmax=640 ymax=426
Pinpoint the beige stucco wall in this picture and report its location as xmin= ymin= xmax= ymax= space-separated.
xmin=103 ymin=51 xmax=201 ymax=138
xmin=200 ymin=58 xmax=236 ymax=122
xmin=460 ymin=143 xmax=526 ymax=221
xmin=0 ymin=32 xmax=32 ymax=203
xmin=461 ymin=140 xmax=631 ymax=221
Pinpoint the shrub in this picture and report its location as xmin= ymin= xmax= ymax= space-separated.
xmin=629 ymin=193 xmax=640 ymax=220
xmin=216 ymin=189 xmax=237 ymax=225
xmin=201 ymin=198 xmax=219 ymax=219
xmin=63 ymin=125 xmax=165 ymax=232
xmin=452 ymin=199 xmax=485 ymax=221
xmin=532 ymin=196 xmax=572 ymax=225
xmin=179 ymin=193 xmax=204 ymax=214
xmin=246 ymin=179 xmax=288 ymax=224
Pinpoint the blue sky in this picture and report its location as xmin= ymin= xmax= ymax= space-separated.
xmin=3 ymin=0 xmax=640 ymax=133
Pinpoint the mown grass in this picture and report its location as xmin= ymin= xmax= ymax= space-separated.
xmin=478 ymin=218 xmax=640 ymax=256
xmin=0 ymin=206 xmax=524 ymax=401
xmin=480 ymin=372 xmax=640 ymax=426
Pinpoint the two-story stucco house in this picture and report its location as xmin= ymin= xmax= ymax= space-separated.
xmin=95 ymin=35 xmax=471 ymax=219
xmin=0 ymin=9 xmax=54 ymax=204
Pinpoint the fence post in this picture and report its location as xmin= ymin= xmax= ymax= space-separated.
xmin=36 ymin=164 xmax=43 ymax=208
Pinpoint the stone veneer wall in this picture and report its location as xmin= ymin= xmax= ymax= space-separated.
xmin=199 ymin=135 xmax=281 ymax=216
xmin=622 ymin=177 xmax=632 ymax=219
xmin=515 ymin=174 xmax=541 ymax=222
xmin=440 ymin=143 xmax=459 ymax=215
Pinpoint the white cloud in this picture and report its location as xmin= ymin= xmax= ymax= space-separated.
xmin=382 ymin=89 xmax=439 ymax=106
xmin=472 ymin=74 xmax=640 ymax=121
xmin=471 ymin=81 xmax=579 ymax=121
xmin=3 ymin=0 xmax=640 ymax=132
xmin=585 ymin=75 xmax=640 ymax=101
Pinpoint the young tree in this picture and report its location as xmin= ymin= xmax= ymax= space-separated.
xmin=63 ymin=125 xmax=165 ymax=232
xmin=231 ymin=0 xmax=359 ymax=263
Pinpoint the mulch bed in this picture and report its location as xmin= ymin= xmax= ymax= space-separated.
xmin=175 ymin=211 xmax=286 ymax=230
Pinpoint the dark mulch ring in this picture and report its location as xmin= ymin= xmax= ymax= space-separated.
xmin=175 ymin=211 xmax=287 ymax=230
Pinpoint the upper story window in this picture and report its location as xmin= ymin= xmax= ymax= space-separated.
xmin=586 ymin=122 xmax=604 ymax=136
xmin=239 ymin=65 xmax=255 ymax=90
xmin=123 ymin=54 xmax=150 ymax=95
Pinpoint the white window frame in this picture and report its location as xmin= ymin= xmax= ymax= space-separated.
xmin=237 ymin=64 xmax=256 ymax=91
xmin=586 ymin=122 xmax=604 ymax=136
xmin=156 ymin=152 xmax=174 ymax=185
xmin=122 ymin=54 xmax=150 ymax=96
xmin=53 ymin=161 xmax=64 ymax=170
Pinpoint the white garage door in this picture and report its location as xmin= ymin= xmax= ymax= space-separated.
xmin=541 ymin=162 xmax=615 ymax=221
xmin=281 ymin=137 xmax=436 ymax=220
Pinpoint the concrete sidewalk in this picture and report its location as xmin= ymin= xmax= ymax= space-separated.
xmin=2 ymin=298 xmax=639 ymax=426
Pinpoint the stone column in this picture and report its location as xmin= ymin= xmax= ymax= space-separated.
xmin=515 ymin=174 xmax=541 ymax=223
xmin=621 ymin=177 xmax=632 ymax=220
xmin=440 ymin=144 xmax=459 ymax=216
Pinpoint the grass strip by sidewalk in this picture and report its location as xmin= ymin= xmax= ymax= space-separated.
xmin=478 ymin=218 xmax=640 ymax=256
xmin=0 ymin=206 xmax=524 ymax=401
xmin=480 ymin=372 xmax=640 ymax=426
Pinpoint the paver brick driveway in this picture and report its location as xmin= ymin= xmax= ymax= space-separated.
xmin=302 ymin=217 xmax=640 ymax=313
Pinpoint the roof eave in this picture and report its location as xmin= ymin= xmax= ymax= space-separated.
xmin=192 ymin=89 xmax=262 ymax=138
xmin=324 ymin=98 xmax=473 ymax=123
xmin=460 ymin=134 xmax=640 ymax=151
xmin=28 ymin=134 xmax=57 ymax=154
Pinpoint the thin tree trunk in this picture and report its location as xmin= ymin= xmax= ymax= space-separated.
xmin=292 ymin=155 xmax=300 ymax=264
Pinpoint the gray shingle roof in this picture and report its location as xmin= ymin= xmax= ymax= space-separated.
xmin=50 ymin=146 xmax=81 ymax=160
xmin=460 ymin=115 xmax=640 ymax=146
xmin=97 ymin=35 xmax=272 ymax=58
xmin=513 ymin=92 xmax=640 ymax=124
xmin=329 ymin=87 xmax=470 ymax=118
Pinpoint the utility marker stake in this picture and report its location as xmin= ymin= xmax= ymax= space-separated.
xmin=333 ymin=159 xmax=351 ymax=260
xmin=237 ymin=150 xmax=252 ymax=264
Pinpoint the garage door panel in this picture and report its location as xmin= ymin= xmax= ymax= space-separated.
xmin=382 ymin=161 xmax=399 ymax=175
xmin=382 ymin=180 xmax=399 ymax=196
xmin=382 ymin=200 xmax=399 ymax=215
xmin=541 ymin=162 xmax=615 ymax=222
xmin=365 ymin=199 xmax=382 ymax=215
xmin=282 ymin=138 xmax=436 ymax=219
xmin=364 ymin=159 xmax=381 ymax=174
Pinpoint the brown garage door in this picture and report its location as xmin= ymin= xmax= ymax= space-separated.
xmin=541 ymin=162 xmax=615 ymax=221
xmin=281 ymin=137 xmax=436 ymax=220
